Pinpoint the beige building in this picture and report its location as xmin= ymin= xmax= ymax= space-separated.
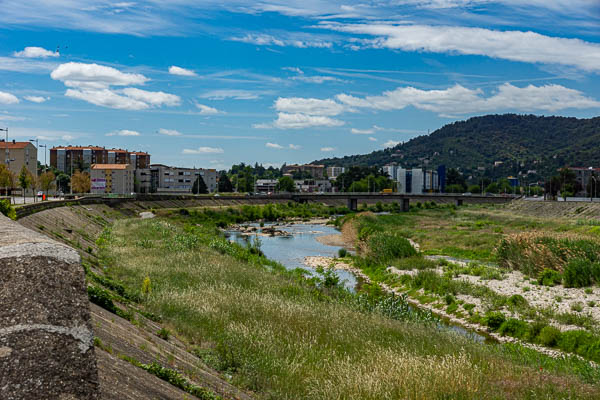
xmin=135 ymin=164 xmax=218 ymax=193
xmin=90 ymin=163 xmax=134 ymax=195
xmin=1 ymin=140 xmax=37 ymax=178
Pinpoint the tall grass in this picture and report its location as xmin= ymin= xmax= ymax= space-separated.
xmin=99 ymin=218 xmax=600 ymax=399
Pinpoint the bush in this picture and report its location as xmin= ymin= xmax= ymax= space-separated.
xmin=367 ymin=232 xmax=417 ymax=263
xmin=539 ymin=268 xmax=562 ymax=286
xmin=484 ymin=311 xmax=506 ymax=331
xmin=157 ymin=327 xmax=171 ymax=340
xmin=507 ymin=294 xmax=527 ymax=308
xmin=0 ymin=199 xmax=16 ymax=220
xmin=558 ymin=330 xmax=593 ymax=354
xmin=338 ymin=248 xmax=348 ymax=258
xmin=563 ymin=259 xmax=592 ymax=288
xmin=537 ymin=326 xmax=562 ymax=347
xmin=87 ymin=285 xmax=117 ymax=313
xmin=498 ymin=318 xmax=530 ymax=339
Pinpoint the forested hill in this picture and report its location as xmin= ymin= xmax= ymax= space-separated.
xmin=313 ymin=114 xmax=600 ymax=180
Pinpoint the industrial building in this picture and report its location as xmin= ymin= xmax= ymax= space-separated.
xmin=0 ymin=140 xmax=37 ymax=178
xmin=90 ymin=164 xmax=134 ymax=195
xmin=50 ymin=146 xmax=150 ymax=173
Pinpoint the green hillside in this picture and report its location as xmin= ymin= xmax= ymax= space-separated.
xmin=314 ymin=114 xmax=600 ymax=181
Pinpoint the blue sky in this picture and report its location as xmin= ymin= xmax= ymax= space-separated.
xmin=0 ymin=1 xmax=599 ymax=170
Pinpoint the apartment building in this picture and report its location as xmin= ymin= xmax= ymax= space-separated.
xmin=0 ymin=140 xmax=37 ymax=178
xmin=50 ymin=146 xmax=150 ymax=173
xmin=254 ymin=179 xmax=278 ymax=194
xmin=326 ymin=166 xmax=345 ymax=180
xmin=90 ymin=163 xmax=134 ymax=195
xmin=136 ymin=164 xmax=218 ymax=193
xmin=282 ymin=164 xmax=325 ymax=179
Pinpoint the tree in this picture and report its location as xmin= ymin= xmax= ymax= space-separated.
xmin=56 ymin=173 xmax=70 ymax=194
xmin=218 ymin=172 xmax=233 ymax=192
xmin=71 ymin=171 xmax=91 ymax=193
xmin=39 ymin=171 xmax=56 ymax=198
xmin=276 ymin=176 xmax=296 ymax=192
xmin=192 ymin=176 xmax=208 ymax=194
xmin=446 ymin=168 xmax=466 ymax=191
xmin=0 ymin=164 xmax=15 ymax=196
xmin=18 ymin=166 xmax=33 ymax=201
xmin=467 ymin=184 xmax=481 ymax=194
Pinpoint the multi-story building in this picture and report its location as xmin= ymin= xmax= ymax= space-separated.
xmin=0 ymin=140 xmax=37 ymax=178
xmin=566 ymin=167 xmax=598 ymax=196
xmin=383 ymin=165 xmax=439 ymax=194
xmin=50 ymin=146 xmax=150 ymax=173
xmin=136 ymin=164 xmax=218 ymax=193
xmin=90 ymin=163 xmax=134 ymax=195
xmin=326 ymin=166 xmax=345 ymax=180
xmin=294 ymin=179 xmax=333 ymax=193
xmin=254 ymin=179 xmax=278 ymax=194
xmin=282 ymin=164 xmax=325 ymax=179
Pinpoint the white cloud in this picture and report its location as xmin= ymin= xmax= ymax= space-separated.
xmin=120 ymin=88 xmax=180 ymax=106
xmin=230 ymin=33 xmax=332 ymax=48
xmin=106 ymin=129 xmax=141 ymax=136
xmin=196 ymin=103 xmax=220 ymax=115
xmin=283 ymin=66 xmax=303 ymax=74
xmin=158 ymin=128 xmax=182 ymax=136
xmin=0 ymin=91 xmax=19 ymax=104
xmin=383 ymin=140 xmax=400 ymax=148
xmin=51 ymin=62 xmax=147 ymax=89
xmin=322 ymin=23 xmax=600 ymax=72
xmin=321 ymin=147 xmax=336 ymax=152
xmin=168 ymin=65 xmax=197 ymax=76
xmin=292 ymin=75 xmax=343 ymax=84
xmin=266 ymin=142 xmax=284 ymax=149
xmin=368 ymin=137 xmax=377 ymax=141
xmin=0 ymin=114 xmax=26 ymax=121
xmin=275 ymin=97 xmax=345 ymax=116
xmin=24 ymin=95 xmax=49 ymax=103
xmin=199 ymin=89 xmax=260 ymax=100
xmin=182 ymin=147 xmax=224 ymax=154
xmin=272 ymin=112 xmax=345 ymax=129
xmin=289 ymin=144 xmax=301 ymax=149
xmin=14 ymin=46 xmax=58 ymax=58
xmin=65 ymin=88 xmax=149 ymax=110
xmin=51 ymin=62 xmax=180 ymax=110
xmin=337 ymin=83 xmax=600 ymax=114
xmin=351 ymin=127 xmax=375 ymax=134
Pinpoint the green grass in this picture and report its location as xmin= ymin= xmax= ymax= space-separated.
xmin=97 ymin=215 xmax=600 ymax=399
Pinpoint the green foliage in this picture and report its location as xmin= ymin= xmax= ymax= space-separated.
xmin=506 ymin=294 xmax=527 ymax=308
xmin=367 ymin=232 xmax=417 ymax=262
xmin=484 ymin=311 xmax=506 ymax=331
xmin=217 ymin=172 xmax=233 ymax=192
xmin=192 ymin=176 xmax=209 ymax=194
xmin=539 ymin=268 xmax=562 ymax=286
xmin=498 ymin=319 xmax=530 ymax=339
xmin=537 ymin=326 xmax=562 ymax=347
xmin=87 ymin=285 xmax=118 ymax=314
xmin=337 ymin=248 xmax=348 ymax=258
xmin=141 ymin=362 xmax=222 ymax=399
xmin=157 ymin=327 xmax=170 ymax=340
xmin=275 ymin=176 xmax=296 ymax=192
xmin=0 ymin=199 xmax=16 ymax=220
xmin=564 ymin=258 xmax=600 ymax=288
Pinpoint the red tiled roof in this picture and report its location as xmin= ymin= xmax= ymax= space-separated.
xmin=0 ymin=141 xmax=33 ymax=149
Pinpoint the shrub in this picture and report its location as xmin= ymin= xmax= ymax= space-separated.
xmin=338 ymin=248 xmax=348 ymax=258
xmin=507 ymin=294 xmax=527 ymax=308
xmin=367 ymin=232 xmax=417 ymax=262
xmin=571 ymin=302 xmax=584 ymax=312
xmin=539 ymin=268 xmax=562 ymax=286
xmin=87 ymin=285 xmax=117 ymax=313
xmin=0 ymin=199 xmax=16 ymax=220
xmin=444 ymin=294 xmax=455 ymax=305
xmin=498 ymin=318 xmax=530 ymax=339
xmin=484 ymin=311 xmax=506 ymax=331
xmin=558 ymin=330 xmax=593 ymax=354
xmin=157 ymin=327 xmax=171 ymax=340
xmin=563 ymin=259 xmax=592 ymax=288
xmin=537 ymin=326 xmax=562 ymax=347
xmin=142 ymin=276 xmax=152 ymax=295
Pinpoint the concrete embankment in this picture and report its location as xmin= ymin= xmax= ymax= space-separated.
xmin=0 ymin=213 xmax=99 ymax=399
xmin=507 ymin=199 xmax=600 ymax=219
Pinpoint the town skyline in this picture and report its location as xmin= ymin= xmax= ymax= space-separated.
xmin=1 ymin=1 xmax=599 ymax=170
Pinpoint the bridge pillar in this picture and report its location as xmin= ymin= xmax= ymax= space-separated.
xmin=455 ymin=198 xmax=463 ymax=207
xmin=401 ymin=198 xmax=410 ymax=212
xmin=348 ymin=198 xmax=358 ymax=211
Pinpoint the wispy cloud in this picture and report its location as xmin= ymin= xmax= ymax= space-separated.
xmin=229 ymin=33 xmax=332 ymax=48
xmin=289 ymin=144 xmax=301 ymax=149
xmin=158 ymin=128 xmax=182 ymax=136
xmin=351 ymin=127 xmax=375 ymax=134
xmin=199 ymin=89 xmax=262 ymax=100
xmin=24 ymin=95 xmax=49 ymax=103
xmin=182 ymin=146 xmax=224 ymax=154
xmin=106 ymin=129 xmax=141 ymax=136
xmin=266 ymin=142 xmax=284 ymax=149
xmin=321 ymin=147 xmax=336 ymax=152
xmin=196 ymin=103 xmax=221 ymax=115
xmin=383 ymin=140 xmax=400 ymax=148
xmin=321 ymin=23 xmax=600 ymax=72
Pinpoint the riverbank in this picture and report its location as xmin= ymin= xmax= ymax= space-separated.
xmin=97 ymin=213 xmax=600 ymax=398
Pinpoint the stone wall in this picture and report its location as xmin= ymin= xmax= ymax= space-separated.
xmin=0 ymin=213 xmax=99 ymax=399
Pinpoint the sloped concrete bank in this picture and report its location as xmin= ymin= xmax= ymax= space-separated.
xmin=0 ymin=213 xmax=99 ymax=399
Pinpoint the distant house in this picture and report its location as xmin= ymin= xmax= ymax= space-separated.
xmin=0 ymin=140 xmax=37 ymax=178
xmin=91 ymin=163 xmax=134 ymax=195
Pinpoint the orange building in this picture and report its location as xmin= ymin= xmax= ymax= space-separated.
xmin=50 ymin=146 xmax=150 ymax=173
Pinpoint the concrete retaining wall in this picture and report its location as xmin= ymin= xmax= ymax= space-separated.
xmin=0 ymin=213 xmax=99 ymax=399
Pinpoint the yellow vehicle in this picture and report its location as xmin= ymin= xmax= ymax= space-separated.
xmin=381 ymin=188 xmax=393 ymax=194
